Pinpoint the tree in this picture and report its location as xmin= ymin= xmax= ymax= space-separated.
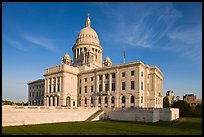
xmin=171 ymin=100 xmax=191 ymax=117
xmin=163 ymin=96 xmax=170 ymax=108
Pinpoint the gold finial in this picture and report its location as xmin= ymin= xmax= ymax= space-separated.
xmin=86 ymin=13 xmax=91 ymax=27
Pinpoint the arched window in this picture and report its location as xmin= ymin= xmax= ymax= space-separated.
xmin=122 ymin=96 xmax=125 ymax=104
xmin=105 ymin=97 xmax=108 ymax=104
xmin=131 ymin=95 xmax=135 ymax=103
xmin=111 ymin=96 xmax=115 ymax=104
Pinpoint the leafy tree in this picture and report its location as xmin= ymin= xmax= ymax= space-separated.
xmin=171 ymin=100 xmax=191 ymax=117
xmin=3 ymin=100 xmax=14 ymax=105
xmin=163 ymin=96 xmax=170 ymax=108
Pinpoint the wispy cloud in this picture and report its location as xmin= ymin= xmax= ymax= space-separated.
xmin=98 ymin=2 xmax=182 ymax=49
xmin=3 ymin=36 xmax=27 ymax=51
xmin=23 ymin=34 xmax=55 ymax=51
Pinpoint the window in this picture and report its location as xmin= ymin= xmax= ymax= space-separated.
xmin=91 ymin=98 xmax=93 ymax=104
xmin=85 ymin=78 xmax=87 ymax=82
xmin=105 ymin=97 xmax=108 ymax=104
xmin=112 ymin=83 xmax=115 ymax=91
xmin=122 ymin=72 xmax=125 ymax=77
xmin=91 ymin=77 xmax=93 ymax=81
xmin=29 ymin=92 xmax=31 ymax=97
xmin=80 ymin=79 xmax=81 ymax=83
xmin=141 ymin=72 xmax=143 ymax=77
xmin=32 ymin=92 xmax=34 ymax=97
xmin=53 ymin=85 xmax=56 ymax=92
xmin=85 ymin=86 xmax=87 ymax=93
xmin=112 ymin=73 xmax=115 ymax=79
xmin=111 ymin=97 xmax=115 ymax=104
xmin=141 ymin=96 xmax=143 ymax=103
xmin=131 ymin=96 xmax=134 ymax=103
xmin=85 ymin=98 xmax=87 ymax=105
xmin=79 ymin=87 xmax=81 ymax=94
xmin=131 ymin=71 xmax=134 ymax=76
xmin=73 ymin=101 xmax=75 ymax=106
xmin=141 ymin=82 xmax=143 ymax=90
xmin=99 ymin=84 xmax=102 ymax=92
xmin=122 ymin=82 xmax=125 ymax=90
xmin=33 ymin=86 xmax=34 ymax=89
xmin=58 ymin=84 xmax=60 ymax=92
xmin=39 ymin=85 xmax=41 ymax=88
xmin=105 ymin=74 xmax=109 ymax=79
xmin=91 ymin=85 xmax=94 ymax=92
xmin=49 ymin=86 xmax=51 ymax=93
xmin=131 ymin=81 xmax=135 ymax=90
xmin=36 ymin=92 xmax=38 ymax=97
xmin=37 ymin=86 xmax=38 ymax=89
xmin=98 ymin=97 xmax=101 ymax=104
xmin=99 ymin=75 xmax=102 ymax=80
xmin=105 ymin=83 xmax=109 ymax=91
xmin=122 ymin=96 xmax=125 ymax=103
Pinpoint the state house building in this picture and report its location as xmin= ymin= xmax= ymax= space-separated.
xmin=28 ymin=16 xmax=163 ymax=109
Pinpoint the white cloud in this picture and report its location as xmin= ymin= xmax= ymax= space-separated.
xmin=23 ymin=34 xmax=55 ymax=51
xmin=3 ymin=37 xmax=27 ymax=51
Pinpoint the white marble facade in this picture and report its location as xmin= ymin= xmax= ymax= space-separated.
xmin=29 ymin=16 xmax=163 ymax=109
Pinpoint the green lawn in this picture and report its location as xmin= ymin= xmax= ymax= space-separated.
xmin=2 ymin=117 xmax=202 ymax=135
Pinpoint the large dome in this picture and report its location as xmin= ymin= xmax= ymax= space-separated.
xmin=74 ymin=16 xmax=101 ymax=46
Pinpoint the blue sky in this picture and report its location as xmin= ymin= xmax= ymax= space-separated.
xmin=2 ymin=2 xmax=202 ymax=102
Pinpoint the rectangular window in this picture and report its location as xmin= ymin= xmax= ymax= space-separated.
xmin=141 ymin=72 xmax=143 ymax=77
xmin=122 ymin=82 xmax=125 ymax=90
xmin=122 ymin=72 xmax=125 ymax=77
xmin=29 ymin=92 xmax=31 ymax=97
xmin=49 ymin=86 xmax=51 ymax=93
xmin=141 ymin=96 xmax=143 ymax=103
xmin=32 ymin=92 xmax=34 ymax=97
xmin=91 ymin=85 xmax=94 ymax=92
xmin=99 ymin=75 xmax=102 ymax=80
xmin=141 ymin=82 xmax=143 ymax=90
xmin=36 ymin=92 xmax=38 ymax=97
xmin=53 ymin=85 xmax=56 ymax=92
xmin=85 ymin=78 xmax=87 ymax=82
xmin=30 ymin=87 xmax=31 ymax=90
xmin=42 ymin=92 xmax=44 ymax=96
xmin=91 ymin=77 xmax=94 ymax=81
xmin=79 ymin=87 xmax=81 ymax=94
xmin=37 ymin=86 xmax=38 ymax=89
xmin=58 ymin=85 xmax=60 ymax=92
xmin=105 ymin=74 xmax=109 ymax=79
xmin=80 ymin=79 xmax=81 ymax=83
xmin=105 ymin=83 xmax=109 ymax=91
xmin=131 ymin=71 xmax=135 ymax=76
xmin=112 ymin=83 xmax=115 ymax=91
xmin=112 ymin=73 xmax=115 ymax=79
xmin=99 ymin=84 xmax=102 ymax=91
xmin=131 ymin=81 xmax=135 ymax=90
xmin=85 ymin=86 xmax=87 ymax=93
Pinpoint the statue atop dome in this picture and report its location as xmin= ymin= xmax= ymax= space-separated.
xmin=86 ymin=13 xmax=91 ymax=27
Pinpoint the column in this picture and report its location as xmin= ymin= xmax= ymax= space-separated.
xmin=95 ymin=74 xmax=99 ymax=92
xmin=115 ymin=69 xmax=120 ymax=108
xmin=50 ymin=97 xmax=53 ymax=106
xmin=101 ymin=96 xmax=105 ymax=108
xmin=102 ymin=75 xmax=105 ymax=92
xmin=51 ymin=78 xmax=53 ymax=93
xmin=56 ymin=78 xmax=58 ymax=92
xmin=108 ymin=96 xmax=111 ymax=108
xmin=55 ymin=96 xmax=57 ymax=106
xmin=109 ymin=73 xmax=112 ymax=92
xmin=95 ymin=96 xmax=98 ymax=107
xmin=60 ymin=76 xmax=62 ymax=92
xmin=45 ymin=79 xmax=47 ymax=95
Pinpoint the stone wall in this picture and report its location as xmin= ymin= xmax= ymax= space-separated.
xmin=2 ymin=105 xmax=99 ymax=127
xmin=101 ymin=108 xmax=179 ymax=123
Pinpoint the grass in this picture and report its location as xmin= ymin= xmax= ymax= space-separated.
xmin=2 ymin=117 xmax=202 ymax=135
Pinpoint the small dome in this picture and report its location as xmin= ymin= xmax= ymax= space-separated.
xmin=105 ymin=56 xmax=111 ymax=62
xmin=63 ymin=53 xmax=71 ymax=59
